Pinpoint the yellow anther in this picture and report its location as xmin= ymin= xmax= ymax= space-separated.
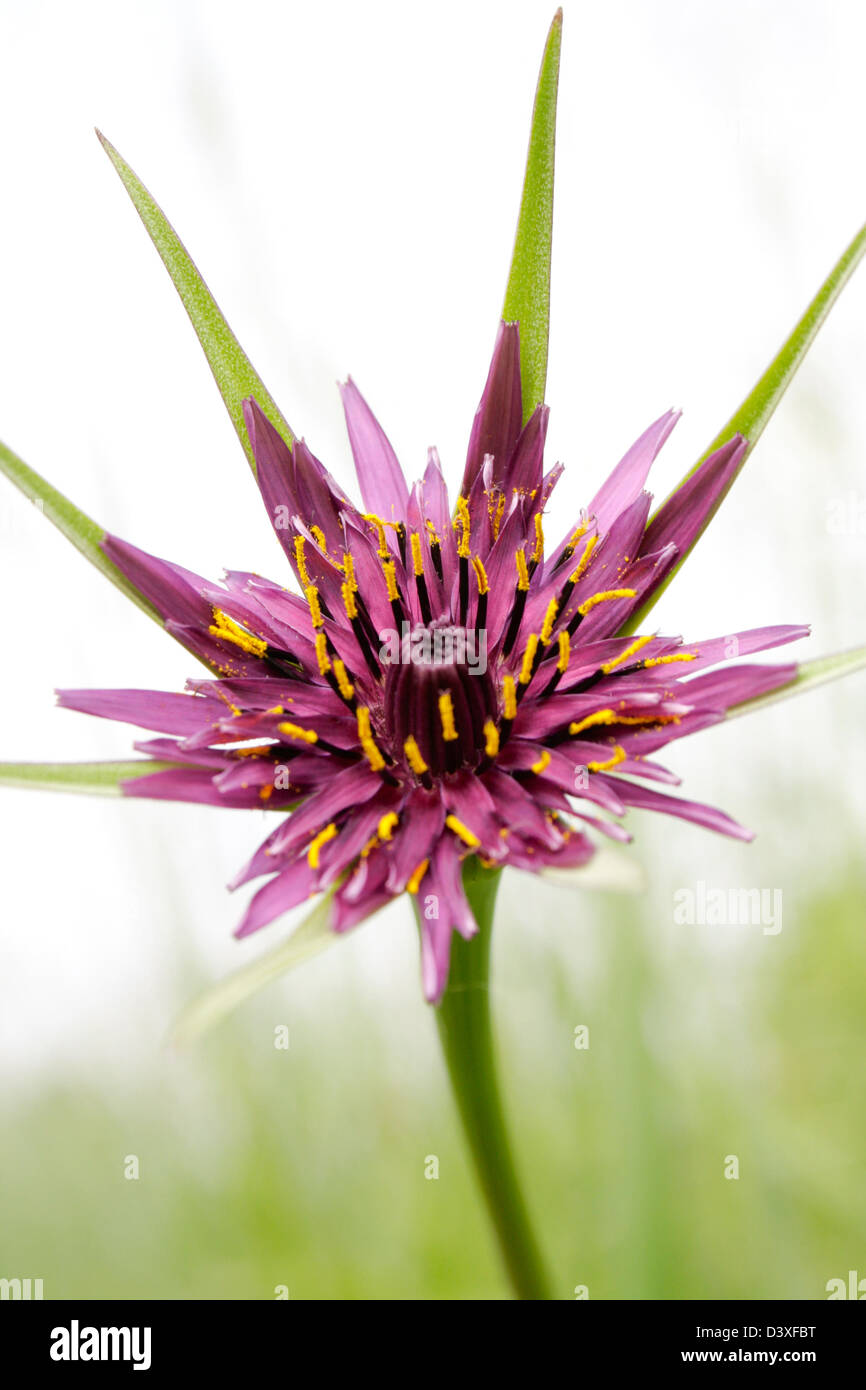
xmin=568 ymin=707 xmax=676 ymax=737
xmin=278 ymin=720 xmax=319 ymax=745
xmin=410 ymin=531 xmax=425 ymax=576
xmin=519 ymin=634 xmax=539 ymax=685
xmin=341 ymin=581 xmax=358 ymax=621
xmin=456 ymin=496 xmax=471 ymax=558
xmin=562 ymin=521 xmax=588 ymax=558
xmin=483 ymin=720 xmax=500 ymax=758
xmin=532 ymin=513 xmax=545 ymax=564
xmin=332 ymin=659 xmax=355 ymax=701
xmin=315 ymin=631 xmax=331 ymax=676
xmin=356 ymin=706 xmax=386 ymax=772
xmin=515 ymin=547 xmax=530 ymax=591
xmin=305 ymin=584 xmax=324 ymax=629
xmin=568 ymin=709 xmax=618 ymax=737
xmin=643 ymin=651 xmax=697 ymax=667
xmin=491 ymin=492 xmax=506 ymax=540
xmin=362 ymin=513 xmax=390 ymax=558
xmin=259 ymin=783 xmax=274 ymax=802
xmin=530 ymin=749 xmax=551 ymax=775
xmin=601 ymin=632 xmax=655 ymax=674
xmin=233 ymin=744 xmax=271 ymax=758
xmin=403 ymin=735 xmax=429 ymax=776
xmin=568 ymin=535 xmax=598 ymax=584
xmin=342 ymin=551 xmax=357 ymax=590
xmin=438 ymin=691 xmax=458 ymax=742
xmin=383 ymin=559 xmax=400 ymax=603
xmin=445 ymin=814 xmax=480 ymax=849
xmin=557 ymin=630 xmax=570 ymax=673
xmin=307 ymin=822 xmax=338 ymax=868
xmin=503 ymin=675 xmax=517 ymax=721
xmin=407 ymin=859 xmax=429 ymax=894
xmin=425 ymin=519 xmax=442 ymax=547
xmin=310 ymin=525 xmax=328 ymax=553
xmin=587 ymin=745 xmax=626 ymax=773
xmin=266 ymin=705 xmax=285 ymax=715
xmin=360 ymin=834 xmax=380 ymax=859
xmin=540 ymin=598 xmax=559 ymax=645
xmin=577 ymin=587 xmax=636 ymax=616
xmin=208 ymin=608 xmax=268 ymax=659
xmin=294 ymin=535 xmax=311 ymax=588
xmin=471 ymin=554 xmax=489 ymax=594
xmin=378 ymin=812 xmax=399 ymax=842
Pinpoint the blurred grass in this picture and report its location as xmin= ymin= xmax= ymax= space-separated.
xmin=1 ymin=862 xmax=864 ymax=1300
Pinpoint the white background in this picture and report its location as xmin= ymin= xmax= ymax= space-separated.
xmin=1 ymin=0 xmax=864 ymax=1076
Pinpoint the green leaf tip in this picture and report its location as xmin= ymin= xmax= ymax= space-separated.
xmin=0 ymin=760 xmax=178 ymax=795
xmin=96 ymin=129 xmax=294 ymax=473
xmin=502 ymin=9 xmax=563 ymax=421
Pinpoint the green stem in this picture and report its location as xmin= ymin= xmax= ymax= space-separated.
xmin=434 ymin=859 xmax=553 ymax=1299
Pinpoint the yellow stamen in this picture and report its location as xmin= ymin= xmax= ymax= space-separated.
xmin=357 ymin=706 xmax=386 ymax=772
xmin=491 ymin=492 xmax=506 ymax=540
xmin=307 ymin=822 xmax=337 ymax=868
xmin=403 ymin=735 xmax=429 ymax=776
xmin=305 ymin=584 xmax=324 ymax=629
xmin=266 ymin=705 xmax=284 ymax=715
xmin=332 ymin=659 xmax=355 ymax=701
xmin=515 ymin=547 xmax=530 ymax=591
xmin=410 ymin=531 xmax=425 ymax=576
xmin=557 ymin=631 xmax=570 ymax=673
xmin=568 ymin=535 xmax=598 ymax=584
xmin=208 ymin=608 xmax=268 ymax=659
xmin=407 ymin=859 xmax=429 ymax=894
xmin=445 ymin=814 xmax=481 ymax=849
xmin=341 ymin=582 xmax=358 ymax=621
xmin=383 ymin=559 xmax=400 ymax=603
xmin=503 ymin=675 xmax=517 ymax=721
xmin=530 ymin=749 xmax=551 ymax=775
xmin=568 ymin=707 xmax=677 ymax=737
xmin=259 ymin=783 xmax=274 ymax=802
xmin=601 ymin=632 xmax=655 ymax=674
xmin=587 ymin=745 xmax=626 ymax=773
xmin=519 ymin=634 xmax=539 ymax=685
xmin=309 ymin=525 xmax=328 ymax=553
xmin=294 ymin=536 xmax=311 ymax=588
xmin=362 ymin=513 xmax=390 ymax=558
xmin=562 ymin=521 xmax=589 ymax=558
xmin=425 ymin=519 xmax=442 ymax=548
xmin=540 ymin=598 xmax=559 ymax=645
xmin=315 ymin=631 xmax=331 ymax=676
xmin=278 ymin=720 xmax=319 ymax=745
xmin=532 ymin=513 xmax=545 ymax=564
xmin=577 ymin=587 xmax=636 ymax=616
xmin=438 ymin=691 xmax=458 ymax=742
xmin=342 ymin=552 xmax=357 ymax=590
xmin=483 ymin=719 xmax=500 ymax=758
xmin=643 ymin=651 xmax=697 ymax=667
xmin=378 ymin=812 xmax=399 ymax=842
xmin=471 ymin=554 xmax=489 ymax=594
xmin=456 ymin=496 xmax=471 ymax=558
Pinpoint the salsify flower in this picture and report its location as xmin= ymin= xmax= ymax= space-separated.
xmin=55 ymin=325 xmax=807 ymax=1002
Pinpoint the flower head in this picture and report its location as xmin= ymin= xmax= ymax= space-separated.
xmin=57 ymin=320 xmax=806 ymax=1001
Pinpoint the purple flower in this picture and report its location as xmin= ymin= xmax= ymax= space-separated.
xmin=58 ymin=320 xmax=806 ymax=1002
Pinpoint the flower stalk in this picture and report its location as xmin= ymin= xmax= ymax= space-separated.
xmin=433 ymin=858 xmax=553 ymax=1300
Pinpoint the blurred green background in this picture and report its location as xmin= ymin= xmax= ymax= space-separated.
xmin=2 ymin=835 xmax=863 ymax=1300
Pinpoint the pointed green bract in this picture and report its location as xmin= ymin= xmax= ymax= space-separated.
xmin=726 ymin=644 xmax=866 ymax=722
xmin=170 ymin=890 xmax=338 ymax=1047
xmin=502 ymin=10 xmax=562 ymax=421
xmin=0 ymin=760 xmax=179 ymax=794
xmin=626 ymin=216 xmax=866 ymax=631
xmin=0 ymin=439 xmax=162 ymax=623
xmin=97 ymin=131 xmax=294 ymax=473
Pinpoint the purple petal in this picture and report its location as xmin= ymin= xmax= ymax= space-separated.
xmin=339 ymin=378 xmax=410 ymax=528
xmin=461 ymin=320 xmax=523 ymax=497
xmin=588 ymin=409 xmax=681 ymax=536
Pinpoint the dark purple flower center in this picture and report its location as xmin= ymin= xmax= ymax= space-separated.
xmin=381 ymin=622 xmax=497 ymax=778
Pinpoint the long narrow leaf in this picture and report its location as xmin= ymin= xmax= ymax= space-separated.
xmin=97 ymin=131 xmax=294 ymax=473
xmin=0 ymin=440 xmax=161 ymax=623
xmin=626 ymin=217 xmax=866 ymax=631
xmin=0 ymin=759 xmax=179 ymax=794
xmin=170 ymin=890 xmax=339 ymax=1047
xmin=726 ymin=644 xmax=866 ymax=722
xmin=502 ymin=9 xmax=563 ymax=420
